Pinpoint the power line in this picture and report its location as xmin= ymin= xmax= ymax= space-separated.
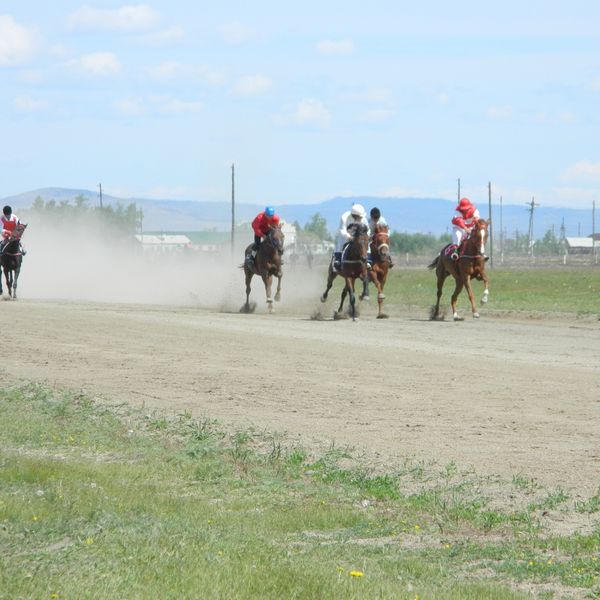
xmin=525 ymin=197 xmax=540 ymax=258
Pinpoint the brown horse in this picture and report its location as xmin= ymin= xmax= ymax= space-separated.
xmin=241 ymin=226 xmax=284 ymax=313
xmin=0 ymin=223 xmax=27 ymax=300
xmin=365 ymin=224 xmax=391 ymax=318
xmin=320 ymin=223 xmax=370 ymax=321
xmin=428 ymin=219 xmax=490 ymax=321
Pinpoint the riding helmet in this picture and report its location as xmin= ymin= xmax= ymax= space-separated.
xmin=265 ymin=206 xmax=275 ymax=217
xmin=350 ymin=203 xmax=366 ymax=218
xmin=455 ymin=197 xmax=472 ymax=212
xmin=3 ymin=205 xmax=12 ymax=216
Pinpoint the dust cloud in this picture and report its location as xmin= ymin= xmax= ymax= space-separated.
xmin=16 ymin=220 xmax=328 ymax=311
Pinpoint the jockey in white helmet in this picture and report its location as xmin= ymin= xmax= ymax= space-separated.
xmin=332 ymin=203 xmax=370 ymax=273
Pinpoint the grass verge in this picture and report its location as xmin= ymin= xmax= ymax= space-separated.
xmin=1 ymin=383 xmax=599 ymax=599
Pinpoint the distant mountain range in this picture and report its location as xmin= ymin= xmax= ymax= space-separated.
xmin=1 ymin=187 xmax=596 ymax=239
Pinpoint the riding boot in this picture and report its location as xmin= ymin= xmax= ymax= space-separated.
xmin=20 ymin=244 xmax=26 ymax=256
xmin=333 ymin=252 xmax=341 ymax=272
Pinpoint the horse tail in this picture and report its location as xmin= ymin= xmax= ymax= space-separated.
xmin=427 ymin=255 xmax=439 ymax=270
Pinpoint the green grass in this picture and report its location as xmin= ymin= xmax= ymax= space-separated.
xmin=380 ymin=267 xmax=600 ymax=316
xmin=1 ymin=383 xmax=599 ymax=599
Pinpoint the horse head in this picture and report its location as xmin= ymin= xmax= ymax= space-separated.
xmin=266 ymin=225 xmax=285 ymax=254
xmin=372 ymin=224 xmax=390 ymax=261
xmin=10 ymin=223 xmax=27 ymax=241
xmin=347 ymin=222 xmax=370 ymax=262
xmin=469 ymin=219 xmax=489 ymax=256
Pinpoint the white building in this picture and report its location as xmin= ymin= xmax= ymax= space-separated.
xmin=135 ymin=234 xmax=192 ymax=254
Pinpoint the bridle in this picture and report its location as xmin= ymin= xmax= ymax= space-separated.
xmin=266 ymin=227 xmax=284 ymax=254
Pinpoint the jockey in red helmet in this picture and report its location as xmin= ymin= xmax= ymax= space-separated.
xmin=449 ymin=198 xmax=480 ymax=261
xmin=1 ymin=206 xmax=26 ymax=256
xmin=247 ymin=206 xmax=281 ymax=264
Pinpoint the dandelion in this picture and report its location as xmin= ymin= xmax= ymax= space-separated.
xmin=32 ymin=515 xmax=38 ymax=522
xmin=444 ymin=544 xmax=451 ymax=549
xmin=414 ymin=525 xmax=420 ymax=531
xmin=50 ymin=594 xmax=59 ymax=599
xmin=349 ymin=570 xmax=364 ymax=577
xmin=528 ymin=561 xmax=534 ymax=566
xmin=85 ymin=538 xmax=94 ymax=545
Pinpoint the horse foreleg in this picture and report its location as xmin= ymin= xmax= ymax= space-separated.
xmin=274 ymin=271 xmax=282 ymax=302
xmin=6 ymin=268 xmax=13 ymax=299
xmin=336 ymin=285 xmax=348 ymax=316
xmin=480 ymin=271 xmax=490 ymax=305
xmin=348 ymin=278 xmax=358 ymax=321
xmin=463 ymin=275 xmax=479 ymax=318
xmin=12 ymin=267 xmax=19 ymax=299
xmin=450 ymin=276 xmax=465 ymax=321
xmin=372 ymin=273 xmax=387 ymax=318
xmin=263 ymin=273 xmax=274 ymax=312
xmin=243 ymin=269 xmax=253 ymax=312
xmin=320 ymin=268 xmax=336 ymax=303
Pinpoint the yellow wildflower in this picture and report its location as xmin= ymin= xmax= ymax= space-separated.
xmin=349 ymin=571 xmax=364 ymax=577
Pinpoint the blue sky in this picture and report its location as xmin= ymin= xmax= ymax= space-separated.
xmin=1 ymin=1 xmax=600 ymax=208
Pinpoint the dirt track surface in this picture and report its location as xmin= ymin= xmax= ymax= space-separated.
xmin=2 ymin=298 xmax=599 ymax=495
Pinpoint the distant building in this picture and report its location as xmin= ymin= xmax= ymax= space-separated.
xmin=564 ymin=236 xmax=598 ymax=254
xmin=135 ymin=234 xmax=191 ymax=253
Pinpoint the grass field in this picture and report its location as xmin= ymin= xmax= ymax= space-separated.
xmin=1 ymin=384 xmax=598 ymax=599
xmin=380 ymin=267 xmax=600 ymax=316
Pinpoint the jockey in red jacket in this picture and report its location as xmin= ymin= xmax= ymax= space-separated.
xmin=449 ymin=197 xmax=480 ymax=260
xmin=248 ymin=206 xmax=280 ymax=263
xmin=1 ymin=205 xmax=26 ymax=255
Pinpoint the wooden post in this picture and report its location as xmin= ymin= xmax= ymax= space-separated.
xmin=488 ymin=181 xmax=493 ymax=268
xmin=231 ymin=163 xmax=235 ymax=255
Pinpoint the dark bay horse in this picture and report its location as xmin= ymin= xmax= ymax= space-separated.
xmin=365 ymin=224 xmax=391 ymax=318
xmin=428 ymin=219 xmax=490 ymax=321
xmin=0 ymin=223 xmax=27 ymax=300
xmin=320 ymin=223 xmax=370 ymax=321
xmin=241 ymin=226 xmax=284 ymax=313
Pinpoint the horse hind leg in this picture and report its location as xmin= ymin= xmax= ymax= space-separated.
xmin=241 ymin=269 xmax=255 ymax=313
xmin=320 ymin=269 xmax=335 ymax=303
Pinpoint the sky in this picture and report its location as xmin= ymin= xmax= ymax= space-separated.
xmin=1 ymin=1 xmax=600 ymax=208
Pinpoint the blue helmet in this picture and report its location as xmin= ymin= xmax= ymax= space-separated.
xmin=265 ymin=206 xmax=275 ymax=217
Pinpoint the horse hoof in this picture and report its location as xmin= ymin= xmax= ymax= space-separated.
xmin=481 ymin=296 xmax=489 ymax=305
xmin=320 ymin=295 xmax=327 ymax=303
xmin=376 ymin=313 xmax=389 ymax=319
xmin=473 ymin=312 xmax=480 ymax=319
xmin=453 ymin=315 xmax=464 ymax=322
xmin=333 ymin=311 xmax=348 ymax=320
xmin=274 ymin=293 xmax=281 ymax=302
xmin=360 ymin=295 xmax=370 ymax=302
xmin=378 ymin=293 xmax=385 ymax=300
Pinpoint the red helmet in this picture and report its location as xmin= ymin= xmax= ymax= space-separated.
xmin=455 ymin=197 xmax=473 ymax=213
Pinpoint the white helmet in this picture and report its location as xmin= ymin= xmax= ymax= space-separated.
xmin=350 ymin=203 xmax=366 ymax=218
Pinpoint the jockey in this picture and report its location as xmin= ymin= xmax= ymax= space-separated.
xmin=248 ymin=206 xmax=280 ymax=263
xmin=333 ymin=203 xmax=370 ymax=271
xmin=1 ymin=206 xmax=26 ymax=256
xmin=449 ymin=197 xmax=480 ymax=261
xmin=368 ymin=206 xmax=393 ymax=268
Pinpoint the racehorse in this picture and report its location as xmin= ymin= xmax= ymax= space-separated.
xmin=428 ymin=219 xmax=490 ymax=321
xmin=241 ymin=226 xmax=284 ymax=313
xmin=320 ymin=223 xmax=370 ymax=321
xmin=0 ymin=223 xmax=27 ymax=300
xmin=363 ymin=224 xmax=391 ymax=318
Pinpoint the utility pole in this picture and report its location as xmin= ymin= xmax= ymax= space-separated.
xmin=499 ymin=195 xmax=504 ymax=263
xmin=98 ymin=183 xmax=103 ymax=210
xmin=526 ymin=196 xmax=539 ymax=258
xmin=559 ymin=217 xmax=566 ymax=240
xmin=488 ymin=181 xmax=493 ymax=267
xmin=231 ymin=163 xmax=235 ymax=255
xmin=593 ymin=200 xmax=597 ymax=263
xmin=457 ymin=177 xmax=461 ymax=202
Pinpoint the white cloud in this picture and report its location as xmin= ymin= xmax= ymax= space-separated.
xmin=146 ymin=61 xmax=225 ymax=86
xmin=139 ymin=25 xmax=185 ymax=46
xmin=359 ymin=108 xmax=394 ymax=122
xmin=220 ymin=22 xmax=252 ymax=45
xmin=0 ymin=15 xmax=36 ymax=66
xmin=13 ymin=95 xmax=47 ymax=112
xmin=316 ymin=39 xmax=355 ymax=55
xmin=66 ymin=52 xmax=122 ymax=76
xmin=156 ymin=97 xmax=203 ymax=115
xmin=233 ymin=75 xmax=272 ymax=96
xmin=292 ymin=99 xmax=331 ymax=127
xmin=562 ymin=160 xmax=600 ymax=183
xmin=68 ymin=5 xmax=162 ymax=31
xmin=114 ymin=97 xmax=146 ymax=116
xmin=486 ymin=105 xmax=514 ymax=119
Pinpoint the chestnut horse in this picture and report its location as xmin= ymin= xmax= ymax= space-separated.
xmin=364 ymin=224 xmax=391 ymax=318
xmin=428 ymin=219 xmax=490 ymax=321
xmin=320 ymin=223 xmax=370 ymax=321
xmin=0 ymin=223 xmax=27 ymax=300
xmin=241 ymin=226 xmax=284 ymax=313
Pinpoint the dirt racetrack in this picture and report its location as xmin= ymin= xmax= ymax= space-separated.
xmin=2 ymin=292 xmax=599 ymax=497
